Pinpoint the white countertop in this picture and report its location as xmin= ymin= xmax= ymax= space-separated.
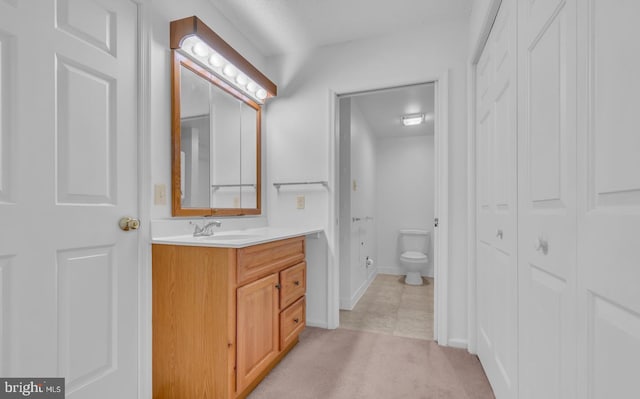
xmin=151 ymin=226 xmax=323 ymax=248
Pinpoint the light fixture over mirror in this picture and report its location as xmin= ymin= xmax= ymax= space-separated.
xmin=171 ymin=16 xmax=277 ymax=104
xmin=170 ymin=16 xmax=277 ymax=217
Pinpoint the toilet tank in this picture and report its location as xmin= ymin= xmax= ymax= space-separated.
xmin=399 ymin=229 xmax=430 ymax=254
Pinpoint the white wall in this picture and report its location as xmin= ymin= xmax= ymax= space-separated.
xmin=346 ymin=101 xmax=377 ymax=307
xmin=468 ymin=0 xmax=500 ymax=60
xmin=265 ymin=16 xmax=470 ymax=343
xmin=375 ymin=135 xmax=435 ymax=277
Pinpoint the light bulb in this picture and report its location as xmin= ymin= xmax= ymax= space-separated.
xmin=223 ymin=64 xmax=237 ymax=78
xmin=256 ymin=88 xmax=268 ymax=100
xmin=192 ymin=42 xmax=209 ymax=57
xmin=208 ymin=53 xmax=224 ymax=68
xmin=235 ymin=74 xmax=248 ymax=86
xmin=246 ymin=81 xmax=258 ymax=93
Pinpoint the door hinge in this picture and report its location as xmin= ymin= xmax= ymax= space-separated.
xmin=434 ymin=218 xmax=439 ymax=227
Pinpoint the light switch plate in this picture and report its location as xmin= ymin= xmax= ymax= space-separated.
xmin=296 ymin=195 xmax=305 ymax=209
xmin=154 ymin=184 xmax=167 ymax=205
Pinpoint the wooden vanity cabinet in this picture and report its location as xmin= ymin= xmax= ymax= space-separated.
xmin=152 ymin=236 xmax=307 ymax=399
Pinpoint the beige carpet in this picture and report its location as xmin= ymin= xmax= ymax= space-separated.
xmin=248 ymin=327 xmax=495 ymax=399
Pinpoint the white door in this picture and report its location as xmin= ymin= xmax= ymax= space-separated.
xmin=0 ymin=1 xmax=139 ymax=398
xmin=517 ymin=0 xmax=578 ymax=397
xmin=475 ymin=0 xmax=518 ymax=397
xmin=576 ymin=2 xmax=640 ymax=398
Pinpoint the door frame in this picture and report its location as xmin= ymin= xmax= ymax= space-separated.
xmin=328 ymin=71 xmax=450 ymax=344
xmin=135 ymin=1 xmax=152 ymax=398
xmin=467 ymin=0 xmax=503 ymax=354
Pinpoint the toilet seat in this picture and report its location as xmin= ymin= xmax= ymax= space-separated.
xmin=400 ymin=251 xmax=428 ymax=262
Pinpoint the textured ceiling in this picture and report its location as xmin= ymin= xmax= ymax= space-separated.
xmin=351 ymin=83 xmax=435 ymax=138
xmin=209 ymin=0 xmax=473 ymax=56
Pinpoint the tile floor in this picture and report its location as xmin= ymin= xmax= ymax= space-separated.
xmin=339 ymin=273 xmax=434 ymax=340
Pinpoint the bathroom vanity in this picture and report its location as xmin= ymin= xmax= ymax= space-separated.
xmin=152 ymin=230 xmax=314 ymax=399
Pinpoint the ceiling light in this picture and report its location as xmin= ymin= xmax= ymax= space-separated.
xmin=401 ymin=113 xmax=425 ymax=126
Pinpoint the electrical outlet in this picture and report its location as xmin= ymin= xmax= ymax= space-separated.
xmin=154 ymin=184 xmax=167 ymax=205
xmin=233 ymin=197 xmax=240 ymax=207
xmin=296 ymin=195 xmax=305 ymax=209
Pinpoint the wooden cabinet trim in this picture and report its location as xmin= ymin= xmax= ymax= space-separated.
xmin=279 ymin=296 xmax=306 ymax=351
xmin=236 ymin=273 xmax=280 ymax=393
xmin=152 ymin=244 xmax=236 ymax=399
xmin=153 ymin=237 xmax=306 ymax=399
xmin=279 ymin=262 xmax=307 ymax=310
xmin=237 ymin=236 xmax=305 ymax=286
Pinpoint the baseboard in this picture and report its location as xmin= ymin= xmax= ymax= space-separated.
xmin=306 ymin=320 xmax=329 ymax=329
xmin=377 ymin=265 xmax=434 ymax=278
xmin=447 ymin=338 xmax=469 ymax=349
xmin=377 ymin=266 xmax=403 ymax=276
xmin=339 ymin=270 xmax=377 ymax=310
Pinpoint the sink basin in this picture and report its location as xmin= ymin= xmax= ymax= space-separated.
xmin=196 ymin=233 xmax=262 ymax=241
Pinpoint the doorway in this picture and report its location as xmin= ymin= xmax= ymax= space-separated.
xmin=333 ymin=82 xmax=444 ymax=341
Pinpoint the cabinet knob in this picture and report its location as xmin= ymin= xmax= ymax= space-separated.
xmin=294 ymin=280 xmax=300 ymax=286
xmin=293 ymin=318 xmax=300 ymax=323
xmin=275 ymin=283 xmax=281 ymax=290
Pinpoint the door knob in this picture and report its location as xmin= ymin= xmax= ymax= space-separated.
xmin=534 ymin=236 xmax=549 ymax=255
xmin=119 ymin=217 xmax=140 ymax=231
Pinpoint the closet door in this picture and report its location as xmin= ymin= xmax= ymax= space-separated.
xmin=517 ymin=0 xmax=578 ymax=398
xmin=475 ymin=0 xmax=518 ymax=397
xmin=576 ymin=2 xmax=640 ymax=398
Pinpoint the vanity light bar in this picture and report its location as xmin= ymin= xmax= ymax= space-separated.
xmin=170 ymin=16 xmax=277 ymax=104
xmin=179 ymin=36 xmax=269 ymax=102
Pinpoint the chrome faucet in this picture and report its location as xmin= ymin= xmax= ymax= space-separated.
xmin=192 ymin=220 xmax=222 ymax=237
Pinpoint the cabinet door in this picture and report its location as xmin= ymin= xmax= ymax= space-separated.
xmin=279 ymin=262 xmax=306 ymax=309
xmin=517 ymin=0 xmax=578 ymax=398
xmin=236 ymin=273 xmax=279 ymax=393
xmin=475 ymin=0 xmax=518 ymax=397
xmin=576 ymin=2 xmax=640 ymax=398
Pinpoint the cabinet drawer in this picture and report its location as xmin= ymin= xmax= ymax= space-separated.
xmin=280 ymin=296 xmax=305 ymax=350
xmin=237 ymin=236 xmax=305 ymax=286
xmin=280 ymin=262 xmax=306 ymax=310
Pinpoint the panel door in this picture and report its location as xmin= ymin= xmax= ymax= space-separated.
xmin=517 ymin=0 xmax=578 ymax=398
xmin=236 ymin=273 xmax=280 ymax=394
xmin=0 ymin=1 xmax=139 ymax=398
xmin=576 ymin=2 xmax=640 ymax=398
xmin=475 ymin=0 xmax=518 ymax=397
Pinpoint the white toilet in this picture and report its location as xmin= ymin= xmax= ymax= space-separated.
xmin=399 ymin=229 xmax=430 ymax=286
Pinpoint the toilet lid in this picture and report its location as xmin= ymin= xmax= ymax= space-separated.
xmin=401 ymin=251 xmax=427 ymax=261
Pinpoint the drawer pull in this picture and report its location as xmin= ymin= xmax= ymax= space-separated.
xmin=294 ymin=280 xmax=300 ymax=286
xmin=293 ymin=318 xmax=300 ymax=323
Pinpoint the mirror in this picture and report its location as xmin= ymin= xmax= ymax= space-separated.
xmin=172 ymin=53 xmax=262 ymax=216
xmin=170 ymin=16 xmax=276 ymax=217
